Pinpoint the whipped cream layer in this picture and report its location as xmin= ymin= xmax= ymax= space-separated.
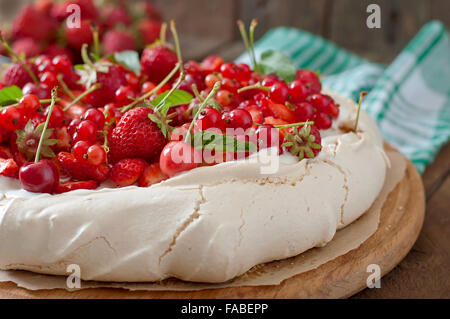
xmin=0 ymin=90 xmax=388 ymax=283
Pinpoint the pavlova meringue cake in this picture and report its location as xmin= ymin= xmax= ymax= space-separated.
xmin=0 ymin=90 xmax=388 ymax=283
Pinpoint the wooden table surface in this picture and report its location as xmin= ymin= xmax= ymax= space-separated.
xmin=353 ymin=142 xmax=450 ymax=298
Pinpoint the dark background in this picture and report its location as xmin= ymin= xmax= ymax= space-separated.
xmin=1 ymin=0 xmax=449 ymax=63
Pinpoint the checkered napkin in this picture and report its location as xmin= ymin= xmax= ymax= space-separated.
xmin=237 ymin=21 xmax=450 ymax=174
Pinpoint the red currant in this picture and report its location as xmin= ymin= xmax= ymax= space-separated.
xmin=314 ymin=112 xmax=332 ymax=130
xmin=52 ymin=55 xmax=72 ymax=75
xmin=18 ymin=94 xmax=40 ymax=115
xmin=115 ymin=86 xmax=137 ymax=106
xmin=68 ymin=119 xmax=81 ymax=136
xmin=1 ymin=107 xmax=25 ymax=130
xmin=222 ymin=109 xmax=253 ymax=130
xmin=196 ymin=107 xmax=225 ymax=131
xmin=216 ymin=90 xmax=233 ymax=106
xmin=296 ymin=69 xmax=321 ymax=94
xmin=269 ymin=82 xmax=289 ymax=104
xmin=307 ymin=94 xmax=330 ymax=111
xmin=74 ymin=120 xmax=97 ymax=144
xmin=205 ymin=73 xmax=221 ymax=90
xmin=141 ymin=81 xmax=156 ymax=94
xmin=40 ymin=72 xmax=58 ymax=88
xmin=86 ymin=145 xmax=106 ymax=166
xmin=293 ymin=102 xmax=315 ymax=122
xmin=220 ymin=62 xmax=238 ymax=79
xmin=83 ymin=108 xmax=105 ymax=129
xmin=254 ymin=124 xmax=282 ymax=151
xmin=72 ymin=140 xmax=90 ymax=162
xmin=288 ymin=80 xmax=309 ymax=103
xmin=45 ymin=105 xmax=65 ymax=127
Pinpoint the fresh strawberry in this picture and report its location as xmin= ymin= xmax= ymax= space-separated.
xmin=64 ymin=20 xmax=93 ymax=50
xmin=54 ymin=180 xmax=99 ymax=194
xmin=138 ymin=19 xmax=161 ymax=45
xmin=283 ymin=125 xmax=322 ymax=160
xmin=11 ymin=38 xmax=41 ymax=58
xmin=110 ymin=158 xmax=147 ymax=187
xmin=34 ymin=0 xmax=53 ymax=14
xmin=108 ymin=107 xmax=167 ymax=163
xmin=138 ymin=163 xmax=167 ymax=187
xmin=12 ymin=4 xmax=57 ymax=41
xmin=0 ymin=158 xmax=19 ymax=178
xmin=102 ymin=30 xmax=136 ymax=55
xmin=140 ymin=45 xmax=178 ymax=83
xmin=3 ymin=62 xmax=38 ymax=88
xmin=267 ymin=101 xmax=297 ymax=123
xmin=58 ymin=152 xmax=110 ymax=182
xmin=83 ymin=64 xmax=128 ymax=107
xmin=0 ymin=146 xmax=13 ymax=159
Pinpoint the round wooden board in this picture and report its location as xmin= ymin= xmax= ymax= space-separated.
xmin=0 ymin=157 xmax=425 ymax=299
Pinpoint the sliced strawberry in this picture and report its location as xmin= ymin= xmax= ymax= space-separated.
xmin=111 ymin=158 xmax=147 ymax=187
xmin=13 ymin=152 xmax=27 ymax=167
xmin=264 ymin=116 xmax=289 ymax=138
xmin=138 ymin=163 xmax=168 ymax=187
xmin=246 ymin=106 xmax=264 ymax=125
xmin=58 ymin=152 xmax=110 ymax=182
xmin=267 ymin=102 xmax=297 ymax=123
xmin=0 ymin=146 xmax=13 ymax=159
xmin=0 ymin=158 xmax=19 ymax=178
xmin=55 ymin=180 xmax=99 ymax=194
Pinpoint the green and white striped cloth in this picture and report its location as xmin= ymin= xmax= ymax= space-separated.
xmin=237 ymin=21 xmax=450 ymax=174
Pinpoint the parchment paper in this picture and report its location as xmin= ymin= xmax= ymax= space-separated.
xmin=0 ymin=150 xmax=406 ymax=292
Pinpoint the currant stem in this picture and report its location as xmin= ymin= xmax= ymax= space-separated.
xmin=274 ymin=121 xmax=315 ymax=129
xmin=63 ymin=83 xmax=102 ymax=111
xmin=81 ymin=43 xmax=95 ymax=70
xmin=170 ymin=20 xmax=184 ymax=73
xmin=91 ymin=23 xmax=100 ymax=59
xmin=35 ymin=87 xmax=58 ymax=163
xmin=249 ymin=19 xmax=259 ymax=72
xmin=237 ymin=20 xmax=251 ymax=57
xmin=1 ymin=98 xmax=60 ymax=109
xmin=237 ymin=83 xmax=269 ymax=94
xmin=184 ymin=81 xmax=221 ymax=143
xmin=354 ymin=91 xmax=368 ymax=133
xmin=57 ymin=74 xmax=76 ymax=100
xmin=0 ymin=34 xmax=39 ymax=85
xmin=120 ymin=62 xmax=181 ymax=113
xmin=160 ymin=22 xmax=167 ymax=46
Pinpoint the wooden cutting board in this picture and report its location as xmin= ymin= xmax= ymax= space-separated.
xmin=0 ymin=156 xmax=425 ymax=299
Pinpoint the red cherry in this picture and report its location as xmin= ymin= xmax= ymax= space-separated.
xmin=288 ymin=80 xmax=309 ymax=103
xmin=1 ymin=107 xmax=25 ymax=130
xmin=269 ymin=82 xmax=289 ymax=104
xmin=72 ymin=140 xmax=90 ymax=161
xmin=40 ymin=72 xmax=58 ymax=88
xmin=115 ymin=86 xmax=137 ymax=106
xmin=19 ymin=159 xmax=59 ymax=194
xmin=159 ymin=141 xmax=201 ymax=177
xmin=196 ymin=107 xmax=225 ymax=131
xmin=52 ymin=55 xmax=72 ymax=75
xmin=141 ymin=81 xmax=156 ymax=94
xmin=314 ymin=112 xmax=332 ymax=130
xmin=293 ymin=102 xmax=315 ymax=122
xmin=255 ymin=124 xmax=281 ymax=151
xmin=222 ymin=109 xmax=253 ymax=130
xmin=86 ymin=145 xmax=106 ymax=166
xmin=18 ymin=94 xmax=40 ymax=115
xmin=83 ymin=108 xmax=105 ymax=129
xmin=44 ymin=105 xmax=65 ymax=127
xmin=74 ymin=120 xmax=97 ymax=143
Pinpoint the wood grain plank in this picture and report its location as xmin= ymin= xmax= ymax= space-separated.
xmin=430 ymin=0 xmax=450 ymax=27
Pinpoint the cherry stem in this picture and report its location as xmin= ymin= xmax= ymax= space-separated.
xmin=191 ymin=84 xmax=204 ymax=102
xmin=35 ymin=87 xmax=58 ymax=163
xmin=57 ymin=74 xmax=76 ymax=99
xmin=0 ymin=34 xmax=39 ymax=85
xmin=354 ymin=91 xmax=368 ymax=133
xmin=154 ymin=72 xmax=185 ymax=112
xmin=1 ymin=98 xmax=60 ymax=110
xmin=120 ymin=62 xmax=181 ymax=113
xmin=237 ymin=83 xmax=269 ymax=94
xmin=184 ymin=81 xmax=221 ymax=143
xmin=63 ymin=83 xmax=101 ymax=111
xmin=81 ymin=43 xmax=95 ymax=70
xmin=160 ymin=22 xmax=167 ymax=46
xmin=274 ymin=121 xmax=315 ymax=129
xmin=249 ymin=19 xmax=259 ymax=72
xmin=170 ymin=20 xmax=184 ymax=73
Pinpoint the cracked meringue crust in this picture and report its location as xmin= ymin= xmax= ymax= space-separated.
xmin=0 ymin=90 xmax=388 ymax=283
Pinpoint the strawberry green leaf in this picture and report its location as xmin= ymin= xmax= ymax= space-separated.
xmin=0 ymin=85 xmax=23 ymax=106
xmin=191 ymin=131 xmax=257 ymax=153
xmin=258 ymin=50 xmax=297 ymax=83
xmin=111 ymin=50 xmax=141 ymax=75
xmin=151 ymin=89 xmax=193 ymax=116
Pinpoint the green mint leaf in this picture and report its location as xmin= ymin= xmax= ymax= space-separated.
xmin=151 ymin=90 xmax=193 ymax=116
xmin=192 ymin=131 xmax=257 ymax=153
xmin=0 ymin=85 xmax=23 ymax=106
xmin=112 ymin=50 xmax=141 ymax=75
xmin=258 ymin=50 xmax=297 ymax=83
